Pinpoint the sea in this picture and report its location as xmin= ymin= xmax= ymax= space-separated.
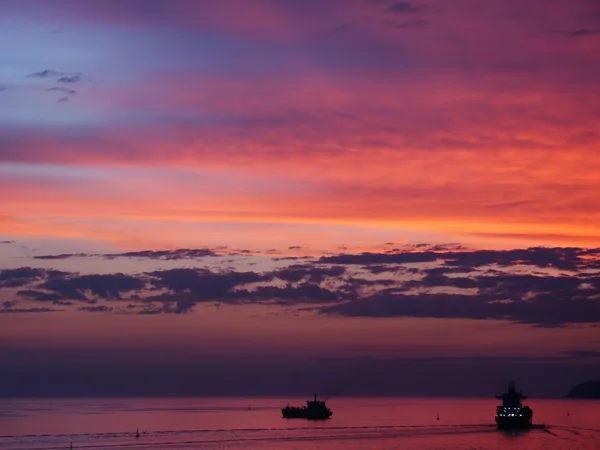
xmin=0 ymin=397 xmax=598 ymax=449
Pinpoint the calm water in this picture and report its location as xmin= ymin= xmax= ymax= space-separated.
xmin=0 ymin=397 xmax=598 ymax=449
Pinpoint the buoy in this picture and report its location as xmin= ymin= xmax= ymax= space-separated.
xmin=436 ymin=413 xmax=440 ymax=420
xmin=136 ymin=428 xmax=140 ymax=439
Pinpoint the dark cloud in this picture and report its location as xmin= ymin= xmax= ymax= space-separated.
xmin=27 ymin=69 xmax=84 ymax=83
xmin=0 ymin=240 xmax=13 ymax=244
xmin=0 ymin=267 xmax=45 ymax=288
xmin=580 ymin=248 xmax=600 ymax=256
xmin=418 ymin=274 xmax=479 ymax=289
xmin=58 ymin=75 xmax=82 ymax=83
xmin=17 ymin=290 xmax=66 ymax=302
xmin=424 ymin=266 xmax=475 ymax=276
xmin=363 ymin=265 xmax=419 ymax=275
xmin=162 ymin=295 xmax=196 ymax=314
xmin=321 ymin=280 xmax=600 ymax=327
xmin=345 ymin=278 xmax=397 ymax=287
xmin=0 ymin=307 xmax=57 ymax=313
xmin=34 ymin=253 xmax=88 ymax=260
xmin=273 ymin=256 xmax=314 ymax=261
xmin=427 ymin=243 xmax=468 ymax=252
xmin=385 ymin=1 xmax=426 ymax=15
xmin=79 ymin=305 xmax=113 ymax=313
xmin=33 ymin=280 xmax=88 ymax=300
xmin=363 ymin=265 xmax=395 ymax=274
xmin=288 ymin=246 xmax=303 ymax=250
xmin=58 ymin=97 xmax=69 ymax=102
xmin=109 ymin=248 xmax=217 ymax=259
xmin=41 ymin=273 xmax=145 ymax=300
xmin=27 ymin=69 xmax=63 ymax=78
xmin=148 ymin=268 xmax=270 ymax=300
xmin=274 ymin=264 xmax=346 ymax=284
xmin=474 ymin=274 xmax=584 ymax=299
xmin=54 ymin=300 xmax=74 ymax=306
xmin=136 ymin=292 xmax=199 ymax=314
xmin=376 ymin=271 xmax=600 ymax=325
xmin=138 ymin=306 xmax=164 ymax=315
xmin=2 ymin=247 xmax=599 ymax=325
xmin=321 ymin=251 xmax=439 ymax=265
xmin=323 ymin=293 xmax=492 ymax=319
xmin=47 ymin=86 xmax=77 ymax=95
xmin=341 ymin=277 xmax=397 ymax=299
xmin=138 ymin=268 xmax=345 ymax=312
xmin=34 ymin=248 xmax=219 ymax=260
xmin=444 ymin=248 xmax=584 ymax=271
xmin=39 ymin=246 xmax=579 ymax=270
xmin=237 ymin=283 xmax=340 ymax=304
xmin=321 ymin=247 xmax=589 ymax=271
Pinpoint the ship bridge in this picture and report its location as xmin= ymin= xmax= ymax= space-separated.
xmin=496 ymin=381 xmax=527 ymax=407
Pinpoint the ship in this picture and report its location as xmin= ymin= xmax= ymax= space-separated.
xmin=281 ymin=393 xmax=333 ymax=420
xmin=494 ymin=381 xmax=533 ymax=429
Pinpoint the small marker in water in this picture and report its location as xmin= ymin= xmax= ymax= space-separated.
xmin=136 ymin=428 xmax=140 ymax=439
xmin=436 ymin=413 xmax=440 ymax=420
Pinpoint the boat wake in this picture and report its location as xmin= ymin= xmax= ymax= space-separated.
xmin=3 ymin=421 xmax=599 ymax=450
xmin=0 ymin=423 xmax=543 ymax=450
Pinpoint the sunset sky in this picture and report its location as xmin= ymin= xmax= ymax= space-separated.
xmin=1 ymin=0 xmax=600 ymax=397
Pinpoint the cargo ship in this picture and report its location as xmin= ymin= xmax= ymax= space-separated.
xmin=495 ymin=381 xmax=533 ymax=429
xmin=282 ymin=393 xmax=332 ymax=420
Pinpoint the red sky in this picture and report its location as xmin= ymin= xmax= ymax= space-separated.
xmin=0 ymin=0 xmax=599 ymax=397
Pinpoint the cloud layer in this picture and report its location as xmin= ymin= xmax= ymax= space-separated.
xmin=2 ymin=246 xmax=599 ymax=327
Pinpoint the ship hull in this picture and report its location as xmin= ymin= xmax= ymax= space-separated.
xmin=281 ymin=394 xmax=332 ymax=420
xmin=495 ymin=404 xmax=532 ymax=429
xmin=494 ymin=382 xmax=533 ymax=430
xmin=495 ymin=416 xmax=532 ymax=429
xmin=281 ymin=408 xmax=332 ymax=420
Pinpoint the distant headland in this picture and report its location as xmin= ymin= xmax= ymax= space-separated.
xmin=566 ymin=380 xmax=600 ymax=399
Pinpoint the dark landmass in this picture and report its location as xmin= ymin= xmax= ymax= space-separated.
xmin=566 ymin=380 xmax=600 ymax=398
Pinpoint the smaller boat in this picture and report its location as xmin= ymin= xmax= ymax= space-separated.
xmin=282 ymin=393 xmax=332 ymax=420
xmin=494 ymin=381 xmax=533 ymax=429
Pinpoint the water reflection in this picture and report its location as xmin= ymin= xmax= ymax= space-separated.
xmin=0 ymin=398 xmax=598 ymax=450
xmin=499 ymin=427 xmax=530 ymax=438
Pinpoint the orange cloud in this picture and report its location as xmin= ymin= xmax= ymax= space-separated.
xmin=1 ymin=1 xmax=599 ymax=250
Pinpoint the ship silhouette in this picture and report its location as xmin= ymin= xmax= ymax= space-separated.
xmin=495 ymin=381 xmax=533 ymax=429
xmin=281 ymin=393 xmax=332 ymax=420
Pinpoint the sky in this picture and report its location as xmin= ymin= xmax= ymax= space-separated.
xmin=1 ymin=0 xmax=600 ymax=398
